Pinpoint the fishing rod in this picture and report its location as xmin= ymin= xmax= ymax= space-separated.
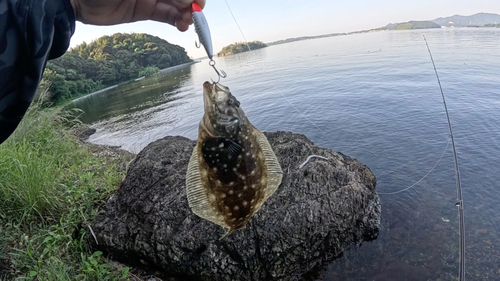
xmin=423 ymin=35 xmax=465 ymax=281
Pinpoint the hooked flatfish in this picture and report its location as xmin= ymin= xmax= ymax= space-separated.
xmin=186 ymin=81 xmax=283 ymax=236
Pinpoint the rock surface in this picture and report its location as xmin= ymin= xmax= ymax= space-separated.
xmin=92 ymin=131 xmax=380 ymax=281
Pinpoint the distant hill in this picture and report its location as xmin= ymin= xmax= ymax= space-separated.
xmin=382 ymin=21 xmax=441 ymax=30
xmin=266 ymin=12 xmax=500 ymax=47
xmin=217 ymin=41 xmax=267 ymax=56
xmin=432 ymin=12 xmax=500 ymax=27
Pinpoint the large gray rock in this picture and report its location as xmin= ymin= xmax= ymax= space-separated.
xmin=92 ymin=131 xmax=380 ymax=280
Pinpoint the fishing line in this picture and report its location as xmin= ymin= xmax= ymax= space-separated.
xmin=423 ymin=35 xmax=465 ymax=281
xmin=377 ymin=139 xmax=449 ymax=195
xmin=223 ymin=0 xmax=251 ymax=51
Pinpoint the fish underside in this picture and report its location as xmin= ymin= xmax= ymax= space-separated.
xmin=186 ymin=81 xmax=283 ymax=236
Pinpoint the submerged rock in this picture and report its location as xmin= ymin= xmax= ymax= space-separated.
xmin=91 ymin=131 xmax=380 ymax=281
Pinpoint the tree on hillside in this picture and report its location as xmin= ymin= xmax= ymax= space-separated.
xmin=42 ymin=33 xmax=192 ymax=104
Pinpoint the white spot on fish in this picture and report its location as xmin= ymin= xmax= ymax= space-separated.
xmin=223 ymin=164 xmax=227 ymax=168
xmin=213 ymin=167 xmax=218 ymax=172
xmin=233 ymin=205 xmax=240 ymax=211
xmin=238 ymin=193 xmax=242 ymax=198
xmin=219 ymin=143 xmax=224 ymax=148
xmin=229 ymin=182 xmax=235 ymax=186
xmin=228 ymin=190 xmax=234 ymax=195
xmin=220 ymin=193 xmax=227 ymax=198
xmin=209 ymin=194 xmax=216 ymax=201
xmin=242 ymin=201 xmax=248 ymax=207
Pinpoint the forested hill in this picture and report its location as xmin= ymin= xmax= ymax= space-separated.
xmin=42 ymin=33 xmax=191 ymax=104
xmin=382 ymin=21 xmax=441 ymax=30
xmin=217 ymin=41 xmax=267 ymax=57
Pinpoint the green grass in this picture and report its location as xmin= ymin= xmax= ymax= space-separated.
xmin=0 ymin=99 xmax=131 ymax=280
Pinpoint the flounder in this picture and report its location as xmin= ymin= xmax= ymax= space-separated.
xmin=186 ymin=81 xmax=283 ymax=236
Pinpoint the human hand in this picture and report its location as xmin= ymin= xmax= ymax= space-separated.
xmin=70 ymin=0 xmax=206 ymax=31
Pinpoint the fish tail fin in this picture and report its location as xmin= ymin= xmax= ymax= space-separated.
xmin=219 ymin=228 xmax=235 ymax=240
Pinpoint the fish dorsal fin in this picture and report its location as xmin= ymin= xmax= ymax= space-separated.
xmin=254 ymin=129 xmax=283 ymax=201
xmin=186 ymin=144 xmax=229 ymax=228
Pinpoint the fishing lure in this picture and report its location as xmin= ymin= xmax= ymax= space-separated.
xmin=191 ymin=3 xmax=227 ymax=82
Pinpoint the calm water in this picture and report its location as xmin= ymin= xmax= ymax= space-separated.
xmin=71 ymin=28 xmax=500 ymax=280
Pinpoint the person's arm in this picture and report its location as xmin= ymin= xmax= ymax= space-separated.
xmin=0 ymin=0 xmax=75 ymax=144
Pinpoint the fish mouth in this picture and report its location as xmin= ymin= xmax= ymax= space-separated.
xmin=203 ymin=81 xmax=217 ymax=106
xmin=203 ymin=81 xmax=213 ymax=93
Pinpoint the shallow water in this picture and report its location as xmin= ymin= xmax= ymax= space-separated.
xmin=71 ymin=28 xmax=500 ymax=280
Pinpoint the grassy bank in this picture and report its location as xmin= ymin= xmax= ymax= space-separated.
xmin=0 ymin=100 xmax=133 ymax=280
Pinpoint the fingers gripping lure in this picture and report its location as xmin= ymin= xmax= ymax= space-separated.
xmin=191 ymin=3 xmax=227 ymax=82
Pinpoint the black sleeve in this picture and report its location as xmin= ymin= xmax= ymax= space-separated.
xmin=0 ymin=0 xmax=75 ymax=144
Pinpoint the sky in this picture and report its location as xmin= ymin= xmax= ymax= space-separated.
xmin=70 ymin=0 xmax=500 ymax=59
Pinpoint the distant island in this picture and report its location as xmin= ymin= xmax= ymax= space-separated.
xmin=381 ymin=21 xmax=441 ymax=30
xmin=266 ymin=12 xmax=500 ymax=47
xmin=217 ymin=41 xmax=267 ymax=57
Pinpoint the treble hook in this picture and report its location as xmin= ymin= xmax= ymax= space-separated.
xmin=209 ymin=59 xmax=227 ymax=83
xmin=195 ymin=41 xmax=201 ymax=48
